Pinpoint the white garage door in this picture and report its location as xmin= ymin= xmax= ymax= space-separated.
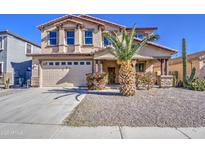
xmin=41 ymin=60 xmax=92 ymax=87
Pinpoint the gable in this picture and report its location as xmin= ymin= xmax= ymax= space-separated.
xmin=94 ymin=42 xmax=175 ymax=60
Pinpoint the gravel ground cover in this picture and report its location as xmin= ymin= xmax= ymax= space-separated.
xmin=64 ymin=88 xmax=205 ymax=127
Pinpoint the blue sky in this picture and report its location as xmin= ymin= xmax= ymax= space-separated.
xmin=1 ymin=14 xmax=205 ymax=57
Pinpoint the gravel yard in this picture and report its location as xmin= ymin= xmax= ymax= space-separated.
xmin=64 ymin=88 xmax=205 ymax=127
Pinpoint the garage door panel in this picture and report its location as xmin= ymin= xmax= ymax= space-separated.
xmin=41 ymin=61 xmax=92 ymax=87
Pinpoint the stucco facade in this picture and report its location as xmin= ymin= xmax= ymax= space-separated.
xmin=29 ymin=14 xmax=177 ymax=87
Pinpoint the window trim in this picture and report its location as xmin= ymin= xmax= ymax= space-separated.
xmin=80 ymin=61 xmax=85 ymax=65
xmin=0 ymin=36 xmax=4 ymax=50
xmin=55 ymin=62 xmax=60 ymax=66
xmin=0 ymin=62 xmax=3 ymax=77
xmin=61 ymin=62 xmax=66 ymax=66
xmin=48 ymin=62 xmax=54 ymax=66
xmin=48 ymin=31 xmax=57 ymax=46
xmin=103 ymin=36 xmax=110 ymax=47
xmin=66 ymin=30 xmax=75 ymax=45
xmin=67 ymin=62 xmax=72 ymax=65
xmin=86 ymin=61 xmax=91 ymax=65
xmin=74 ymin=62 xmax=79 ymax=65
xmin=84 ymin=30 xmax=93 ymax=45
xmin=136 ymin=33 xmax=145 ymax=39
xmin=25 ymin=42 xmax=33 ymax=54
xmin=135 ymin=63 xmax=145 ymax=72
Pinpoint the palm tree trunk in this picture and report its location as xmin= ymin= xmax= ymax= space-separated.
xmin=118 ymin=60 xmax=136 ymax=96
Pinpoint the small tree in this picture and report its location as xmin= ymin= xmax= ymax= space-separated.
xmin=104 ymin=27 xmax=159 ymax=96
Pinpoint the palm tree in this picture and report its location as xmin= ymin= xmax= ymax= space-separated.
xmin=104 ymin=27 xmax=159 ymax=96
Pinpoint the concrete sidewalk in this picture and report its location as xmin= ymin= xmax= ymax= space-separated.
xmin=0 ymin=123 xmax=204 ymax=139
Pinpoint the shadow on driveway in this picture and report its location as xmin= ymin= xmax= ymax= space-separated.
xmin=43 ymin=87 xmax=120 ymax=101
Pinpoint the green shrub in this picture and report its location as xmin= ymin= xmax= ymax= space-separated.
xmin=186 ymin=78 xmax=205 ymax=91
xmin=136 ymin=72 xmax=155 ymax=90
xmin=86 ymin=72 xmax=108 ymax=90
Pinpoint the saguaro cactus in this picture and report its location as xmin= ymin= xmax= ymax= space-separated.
xmin=187 ymin=67 xmax=196 ymax=83
xmin=182 ymin=38 xmax=187 ymax=86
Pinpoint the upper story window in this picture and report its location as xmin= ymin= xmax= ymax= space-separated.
xmin=49 ymin=31 xmax=57 ymax=45
xmin=104 ymin=36 xmax=110 ymax=47
xmin=67 ymin=31 xmax=75 ymax=45
xmin=136 ymin=63 xmax=145 ymax=72
xmin=0 ymin=36 xmax=4 ymax=50
xmin=136 ymin=33 xmax=145 ymax=39
xmin=26 ymin=43 xmax=33 ymax=54
xmin=84 ymin=31 xmax=93 ymax=45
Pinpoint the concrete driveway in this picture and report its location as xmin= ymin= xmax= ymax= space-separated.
xmin=0 ymin=88 xmax=205 ymax=139
xmin=0 ymin=87 xmax=87 ymax=125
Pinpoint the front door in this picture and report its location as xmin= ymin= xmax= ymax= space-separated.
xmin=108 ymin=67 xmax=116 ymax=84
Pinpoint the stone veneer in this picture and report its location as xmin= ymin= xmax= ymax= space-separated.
xmin=159 ymin=75 xmax=173 ymax=88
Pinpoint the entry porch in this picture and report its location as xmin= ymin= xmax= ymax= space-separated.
xmin=93 ymin=58 xmax=170 ymax=85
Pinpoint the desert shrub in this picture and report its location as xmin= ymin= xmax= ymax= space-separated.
xmin=173 ymin=76 xmax=178 ymax=87
xmin=186 ymin=78 xmax=205 ymax=91
xmin=86 ymin=72 xmax=108 ymax=90
xmin=135 ymin=73 xmax=143 ymax=89
xmin=176 ymin=80 xmax=184 ymax=87
xmin=136 ymin=72 xmax=155 ymax=90
xmin=4 ymin=78 xmax=10 ymax=89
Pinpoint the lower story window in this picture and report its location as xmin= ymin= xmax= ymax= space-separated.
xmin=48 ymin=62 xmax=54 ymax=66
xmin=86 ymin=61 xmax=91 ymax=65
xmin=80 ymin=62 xmax=85 ymax=65
xmin=67 ymin=62 xmax=72 ymax=65
xmin=136 ymin=63 xmax=145 ymax=72
xmin=74 ymin=62 xmax=78 ymax=65
xmin=61 ymin=62 xmax=66 ymax=65
xmin=55 ymin=62 xmax=60 ymax=66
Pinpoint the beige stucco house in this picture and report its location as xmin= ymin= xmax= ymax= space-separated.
xmin=153 ymin=50 xmax=205 ymax=81
xmin=28 ymin=14 xmax=177 ymax=87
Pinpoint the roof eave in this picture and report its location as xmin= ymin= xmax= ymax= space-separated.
xmin=134 ymin=38 xmax=177 ymax=54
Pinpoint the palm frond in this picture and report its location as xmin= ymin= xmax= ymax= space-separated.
xmin=104 ymin=26 xmax=159 ymax=61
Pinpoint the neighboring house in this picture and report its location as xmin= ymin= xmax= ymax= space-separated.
xmin=0 ymin=30 xmax=41 ymax=87
xmin=153 ymin=50 xmax=205 ymax=80
xmin=28 ymin=14 xmax=177 ymax=87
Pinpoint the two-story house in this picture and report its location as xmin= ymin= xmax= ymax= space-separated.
xmin=0 ymin=30 xmax=40 ymax=87
xmin=28 ymin=14 xmax=177 ymax=87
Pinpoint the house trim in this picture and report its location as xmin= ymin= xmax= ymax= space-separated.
xmin=0 ymin=36 xmax=4 ymax=50
xmin=0 ymin=62 xmax=4 ymax=77
xmin=25 ymin=42 xmax=34 ymax=54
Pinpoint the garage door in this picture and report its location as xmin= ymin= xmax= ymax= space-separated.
xmin=41 ymin=60 xmax=92 ymax=87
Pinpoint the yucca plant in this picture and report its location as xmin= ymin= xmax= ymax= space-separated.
xmin=104 ymin=26 xmax=159 ymax=96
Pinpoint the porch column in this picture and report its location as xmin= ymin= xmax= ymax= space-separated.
xmin=132 ymin=60 xmax=137 ymax=72
xmin=164 ymin=59 xmax=168 ymax=75
xmin=97 ymin=60 xmax=103 ymax=73
xmin=92 ymin=60 xmax=96 ymax=73
xmin=94 ymin=60 xmax=98 ymax=73
xmin=160 ymin=59 xmax=165 ymax=75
